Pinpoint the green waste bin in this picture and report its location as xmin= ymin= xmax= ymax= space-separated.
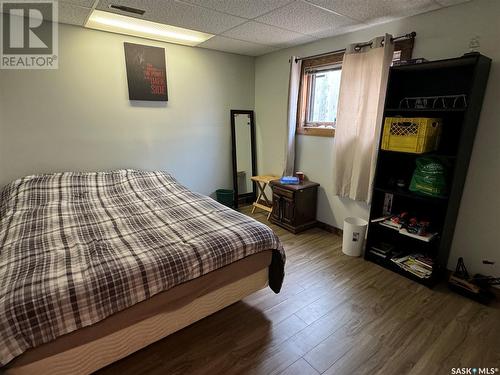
xmin=215 ymin=189 xmax=234 ymax=208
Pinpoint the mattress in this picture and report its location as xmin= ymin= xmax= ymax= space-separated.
xmin=0 ymin=170 xmax=285 ymax=367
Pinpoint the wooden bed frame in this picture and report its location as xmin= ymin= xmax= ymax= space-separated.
xmin=5 ymin=268 xmax=269 ymax=375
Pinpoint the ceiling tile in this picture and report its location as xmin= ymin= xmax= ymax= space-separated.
xmin=305 ymin=0 xmax=440 ymax=23
xmin=281 ymin=33 xmax=318 ymax=48
xmin=179 ymin=0 xmax=294 ymax=19
xmin=60 ymin=0 xmax=95 ymax=8
xmin=256 ymin=1 xmax=355 ymax=36
xmin=54 ymin=3 xmax=91 ymax=25
xmin=222 ymin=21 xmax=314 ymax=47
xmin=96 ymin=0 xmax=246 ymax=34
xmin=198 ymin=36 xmax=279 ymax=56
xmin=310 ymin=22 xmax=368 ymax=39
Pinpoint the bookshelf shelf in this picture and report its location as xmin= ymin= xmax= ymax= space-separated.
xmin=373 ymin=222 xmax=439 ymax=243
xmin=373 ymin=187 xmax=448 ymax=203
xmin=365 ymin=53 xmax=491 ymax=287
xmin=379 ymin=149 xmax=457 ymax=160
xmin=365 ymin=251 xmax=438 ymax=286
xmin=384 ymin=108 xmax=466 ymax=113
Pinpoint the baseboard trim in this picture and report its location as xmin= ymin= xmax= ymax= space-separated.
xmin=317 ymin=221 xmax=342 ymax=236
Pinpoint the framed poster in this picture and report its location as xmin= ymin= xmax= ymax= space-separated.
xmin=124 ymin=42 xmax=168 ymax=101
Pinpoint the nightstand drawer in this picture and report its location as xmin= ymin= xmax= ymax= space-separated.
xmin=272 ymin=186 xmax=294 ymax=199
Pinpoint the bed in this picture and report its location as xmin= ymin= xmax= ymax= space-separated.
xmin=0 ymin=170 xmax=285 ymax=374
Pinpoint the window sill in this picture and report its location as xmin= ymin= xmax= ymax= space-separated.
xmin=296 ymin=127 xmax=335 ymax=137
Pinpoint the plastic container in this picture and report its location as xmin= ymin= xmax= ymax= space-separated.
xmin=215 ymin=189 xmax=234 ymax=208
xmin=381 ymin=117 xmax=442 ymax=154
xmin=280 ymin=176 xmax=300 ymax=185
xmin=342 ymin=217 xmax=368 ymax=257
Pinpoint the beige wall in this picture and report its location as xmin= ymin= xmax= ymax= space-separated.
xmin=0 ymin=23 xmax=255 ymax=196
xmin=255 ymin=0 xmax=500 ymax=275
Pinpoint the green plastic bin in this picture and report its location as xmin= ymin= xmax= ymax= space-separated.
xmin=215 ymin=189 xmax=234 ymax=208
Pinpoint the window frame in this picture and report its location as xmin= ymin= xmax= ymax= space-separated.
xmin=296 ymin=53 xmax=343 ymax=137
xmin=296 ymin=38 xmax=414 ymax=137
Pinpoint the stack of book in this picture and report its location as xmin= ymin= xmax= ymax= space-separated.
xmin=391 ymin=254 xmax=434 ymax=279
xmin=369 ymin=242 xmax=394 ymax=258
xmin=378 ymin=217 xmax=402 ymax=230
xmin=374 ymin=217 xmax=438 ymax=242
xmin=398 ymin=228 xmax=438 ymax=242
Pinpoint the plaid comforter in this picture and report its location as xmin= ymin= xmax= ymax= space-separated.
xmin=0 ymin=170 xmax=285 ymax=366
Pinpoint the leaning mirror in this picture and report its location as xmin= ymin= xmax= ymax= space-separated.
xmin=231 ymin=110 xmax=256 ymax=209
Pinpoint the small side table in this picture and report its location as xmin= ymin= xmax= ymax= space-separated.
xmin=250 ymin=175 xmax=280 ymax=219
xmin=269 ymin=180 xmax=319 ymax=233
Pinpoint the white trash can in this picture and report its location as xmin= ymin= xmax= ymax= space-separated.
xmin=342 ymin=217 xmax=368 ymax=257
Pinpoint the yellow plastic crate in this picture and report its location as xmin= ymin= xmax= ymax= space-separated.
xmin=381 ymin=117 xmax=442 ymax=154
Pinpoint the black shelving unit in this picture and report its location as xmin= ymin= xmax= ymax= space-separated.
xmin=365 ymin=53 xmax=491 ymax=287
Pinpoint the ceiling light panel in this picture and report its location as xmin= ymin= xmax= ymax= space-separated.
xmin=85 ymin=9 xmax=214 ymax=46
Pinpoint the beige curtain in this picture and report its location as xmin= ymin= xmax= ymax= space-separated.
xmin=332 ymin=35 xmax=394 ymax=202
xmin=283 ymin=57 xmax=302 ymax=176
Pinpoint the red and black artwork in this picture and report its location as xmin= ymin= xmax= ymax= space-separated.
xmin=124 ymin=42 xmax=168 ymax=101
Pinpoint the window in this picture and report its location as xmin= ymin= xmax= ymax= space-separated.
xmin=296 ymin=38 xmax=414 ymax=137
xmin=308 ymin=67 xmax=341 ymax=124
xmin=297 ymin=54 xmax=343 ymax=137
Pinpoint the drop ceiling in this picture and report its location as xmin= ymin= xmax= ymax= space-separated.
xmin=55 ymin=0 xmax=470 ymax=56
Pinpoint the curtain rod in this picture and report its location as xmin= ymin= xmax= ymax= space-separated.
xmin=294 ymin=31 xmax=416 ymax=62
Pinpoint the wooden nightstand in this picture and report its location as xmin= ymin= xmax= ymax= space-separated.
xmin=269 ymin=180 xmax=319 ymax=234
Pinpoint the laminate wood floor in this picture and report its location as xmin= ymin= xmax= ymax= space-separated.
xmin=98 ymin=207 xmax=500 ymax=375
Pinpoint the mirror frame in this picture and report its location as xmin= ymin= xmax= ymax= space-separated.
xmin=230 ymin=109 xmax=256 ymax=209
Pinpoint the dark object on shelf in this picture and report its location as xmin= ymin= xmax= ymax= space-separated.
xmin=448 ymin=258 xmax=496 ymax=304
xmin=396 ymin=179 xmax=406 ymax=188
xmin=399 ymin=94 xmax=467 ymax=110
xmin=269 ymin=180 xmax=319 ymax=234
xmin=413 ymin=254 xmax=434 ymax=268
xmin=393 ymin=57 xmax=428 ymax=66
xmin=390 ymin=211 xmax=408 ymax=227
xmin=376 ymin=212 xmax=438 ymax=242
xmin=369 ymin=242 xmax=394 ymax=258
xmin=377 ymin=212 xmax=406 ymax=230
xmin=406 ymin=217 xmax=429 ymax=235
xmin=409 ymin=157 xmax=448 ymax=198
xmin=365 ymin=53 xmax=491 ymax=287
xmin=382 ymin=193 xmax=393 ymax=215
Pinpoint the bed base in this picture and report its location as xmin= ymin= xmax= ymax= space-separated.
xmin=5 ymin=268 xmax=269 ymax=375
